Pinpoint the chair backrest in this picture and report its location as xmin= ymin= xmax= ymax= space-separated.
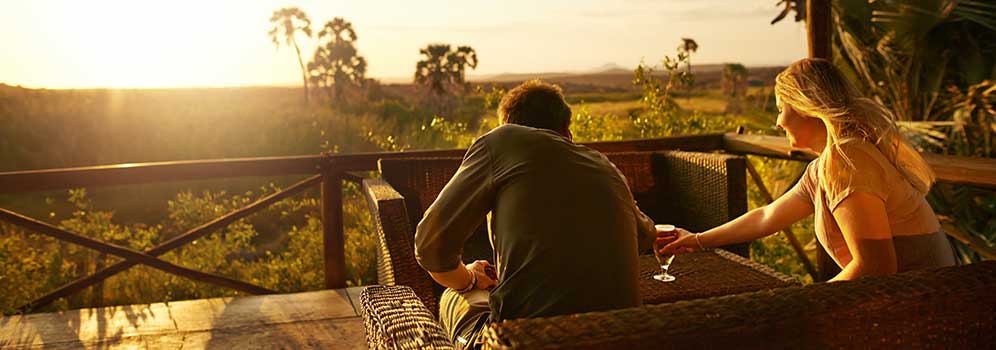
xmin=604 ymin=151 xmax=748 ymax=255
xmin=656 ymin=151 xmax=748 ymax=233
xmin=379 ymin=157 xmax=494 ymax=265
xmin=379 ymin=150 xmax=748 ymax=257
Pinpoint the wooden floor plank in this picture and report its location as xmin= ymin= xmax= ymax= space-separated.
xmin=166 ymin=289 xmax=357 ymax=332
xmin=0 ymin=302 xmax=175 ymax=348
xmin=345 ymin=287 xmax=366 ymax=316
xmin=0 ymin=289 xmax=367 ymax=350
xmin=175 ymin=317 xmax=366 ymax=350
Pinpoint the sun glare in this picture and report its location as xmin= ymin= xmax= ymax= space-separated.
xmin=2 ymin=0 xmax=807 ymax=89
xmin=46 ymin=1 xmax=249 ymax=88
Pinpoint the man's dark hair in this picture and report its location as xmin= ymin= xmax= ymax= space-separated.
xmin=498 ymin=80 xmax=571 ymax=132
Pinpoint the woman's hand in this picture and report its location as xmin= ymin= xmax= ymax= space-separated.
xmin=465 ymin=260 xmax=498 ymax=290
xmin=657 ymin=228 xmax=702 ymax=256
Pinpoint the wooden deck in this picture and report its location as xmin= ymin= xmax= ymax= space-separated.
xmin=0 ymin=288 xmax=368 ymax=349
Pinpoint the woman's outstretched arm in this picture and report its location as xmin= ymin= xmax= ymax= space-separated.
xmin=660 ymin=190 xmax=813 ymax=255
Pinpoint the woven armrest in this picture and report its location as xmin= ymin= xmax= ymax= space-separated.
xmin=482 ymin=261 xmax=996 ymax=349
xmin=360 ymin=285 xmax=455 ymax=350
xmin=362 ymin=178 xmax=441 ymax=315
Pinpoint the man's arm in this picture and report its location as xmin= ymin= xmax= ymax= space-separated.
xmin=414 ymin=137 xmax=498 ymax=290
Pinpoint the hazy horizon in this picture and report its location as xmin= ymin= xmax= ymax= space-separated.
xmin=1 ymin=0 xmax=807 ymax=89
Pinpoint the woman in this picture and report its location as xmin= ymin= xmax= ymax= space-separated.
xmin=660 ymin=58 xmax=957 ymax=281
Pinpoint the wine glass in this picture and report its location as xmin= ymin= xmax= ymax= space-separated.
xmin=653 ymin=224 xmax=677 ymax=282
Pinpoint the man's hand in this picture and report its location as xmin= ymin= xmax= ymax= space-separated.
xmin=466 ymin=260 xmax=498 ymax=290
xmin=658 ymin=228 xmax=701 ymax=256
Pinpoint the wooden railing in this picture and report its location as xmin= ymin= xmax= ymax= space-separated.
xmin=1 ymin=133 xmax=994 ymax=312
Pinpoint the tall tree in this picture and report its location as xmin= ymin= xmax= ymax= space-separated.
xmin=414 ymin=44 xmax=478 ymax=96
xmin=770 ymin=0 xmax=806 ymax=25
xmin=721 ymin=63 xmax=748 ymax=96
xmin=722 ymin=63 xmax=749 ymax=113
xmin=677 ymin=38 xmax=699 ymax=101
xmin=268 ymin=7 xmax=313 ymax=104
xmin=307 ymin=17 xmax=367 ymax=103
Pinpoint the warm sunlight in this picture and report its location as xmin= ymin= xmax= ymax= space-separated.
xmin=2 ymin=0 xmax=994 ymax=349
xmin=1 ymin=0 xmax=807 ymax=89
xmin=40 ymin=1 xmax=256 ymax=88
xmin=4 ymin=1 xmax=272 ymax=87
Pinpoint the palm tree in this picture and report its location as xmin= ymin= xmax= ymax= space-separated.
xmin=721 ymin=64 xmax=748 ymax=96
xmin=722 ymin=63 xmax=749 ymax=113
xmin=771 ymin=0 xmax=995 ymax=124
xmin=832 ymin=0 xmax=996 ymax=122
xmin=770 ymin=0 xmax=806 ymax=25
xmin=414 ymin=44 xmax=478 ymax=96
xmin=677 ymin=38 xmax=698 ymax=101
xmin=268 ymin=7 xmax=313 ymax=104
xmin=307 ymin=17 xmax=367 ymax=102
xmin=678 ymin=38 xmax=698 ymax=71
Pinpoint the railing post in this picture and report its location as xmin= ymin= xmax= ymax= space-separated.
xmin=807 ymin=0 xmax=832 ymax=60
xmin=321 ymin=156 xmax=347 ymax=289
xmin=808 ymin=0 xmax=837 ymax=282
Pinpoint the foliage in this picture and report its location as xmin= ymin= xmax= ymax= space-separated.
xmin=570 ymin=103 xmax=627 ymax=142
xmin=770 ymin=0 xmax=806 ymax=25
xmin=414 ymin=44 xmax=479 ymax=97
xmin=308 ymin=18 xmax=367 ymax=103
xmin=475 ymin=84 xmax=507 ymax=110
xmin=937 ymin=80 xmax=996 ymax=157
xmin=831 ymin=0 xmax=996 ymax=123
xmin=1 ymin=183 xmax=378 ymax=314
xmin=268 ymin=7 xmax=313 ymax=104
xmin=632 ymin=56 xmax=685 ymax=133
xmin=631 ymin=39 xmax=739 ymax=137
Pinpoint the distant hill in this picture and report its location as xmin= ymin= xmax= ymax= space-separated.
xmin=466 ymin=64 xmax=785 ymax=94
xmin=2 ymin=63 xmax=786 ymax=95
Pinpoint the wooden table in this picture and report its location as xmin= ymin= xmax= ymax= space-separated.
xmin=638 ymin=249 xmax=799 ymax=305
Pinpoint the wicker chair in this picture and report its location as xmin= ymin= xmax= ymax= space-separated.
xmin=360 ymin=261 xmax=996 ymax=349
xmin=361 ymin=150 xmax=749 ymax=318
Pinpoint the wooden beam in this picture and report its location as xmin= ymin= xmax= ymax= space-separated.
xmin=0 ymin=134 xmax=726 ymax=195
xmin=0 ymin=208 xmax=274 ymax=296
xmin=920 ymin=153 xmax=996 ymax=189
xmin=327 ymin=133 xmax=726 ymax=172
xmin=808 ymin=0 xmax=832 ymax=59
xmin=722 ymin=133 xmax=818 ymax=161
xmin=0 ymin=156 xmax=321 ymax=194
xmin=586 ymin=133 xmax=725 ymax=154
xmin=20 ymin=175 xmax=322 ymax=311
xmin=723 ymin=133 xmax=996 ymax=189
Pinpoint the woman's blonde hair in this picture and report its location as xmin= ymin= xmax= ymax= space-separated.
xmin=774 ymin=58 xmax=935 ymax=194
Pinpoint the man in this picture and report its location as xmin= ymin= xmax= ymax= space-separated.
xmin=414 ymin=80 xmax=656 ymax=349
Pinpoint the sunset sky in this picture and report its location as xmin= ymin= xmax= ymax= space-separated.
xmin=0 ymin=0 xmax=808 ymax=89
